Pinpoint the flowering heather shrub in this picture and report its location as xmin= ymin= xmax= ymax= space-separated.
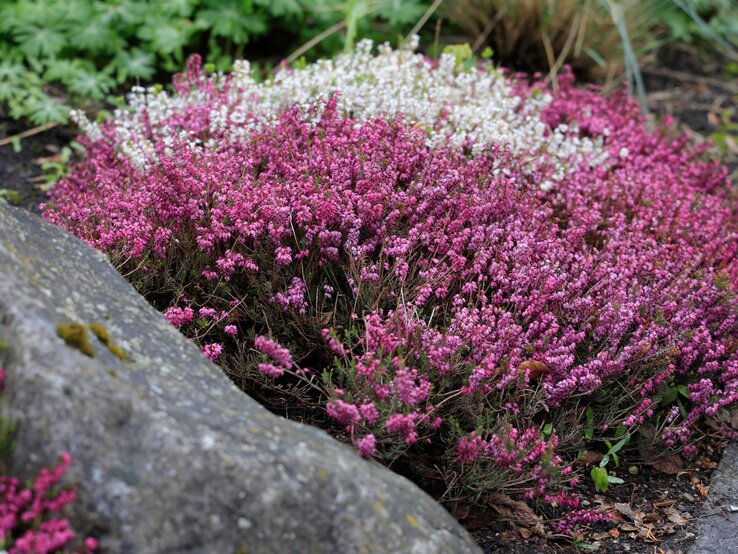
xmin=0 ymin=370 xmax=96 ymax=554
xmin=43 ymin=44 xmax=738 ymax=521
xmin=71 ymin=38 xmax=606 ymax=187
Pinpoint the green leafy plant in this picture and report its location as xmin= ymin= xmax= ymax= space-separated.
xmin=658 ymin=0 xmax=738 ymax=56
xmin=0 ymin=0 xmax=430 ymax=124
xmin=589 ymin=428 xmax=629 ymax=492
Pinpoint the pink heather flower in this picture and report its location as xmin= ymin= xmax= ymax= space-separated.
xmin=224 ymin=325 xmax=238 ymax=336
xmin=326 ymin=399 xmax=361 ymax=426
xmin=271 ymin=277 xmax=308 ymax=315
xmin=202 ymin=343 xmax=223 ymax=361
xmin=391 ymin=369 xmax=431 ymax=406
xmin=258 ymin=363 xmax=284 ymax=378
xmin=322 ymin=329 xmax=347 ymax=357
xmin=359 ymin=402 xmax=380 ymax=425
xmin=254 ymin=336 xmax=293 ymax=369
xmin=0 ymin=367 xmax=4 ymax=391
xmin=354 ymin=434 xmax=377 ymax=458
xmin=0 ymin=453 xmax=95 ymax=554
xmin=275 ymin=246 xmax=293 ymax=266
xmin=198 ymin=307 xmax=217 ymax=319
xmin=553 ymin=509 xmax=610 ymax=535
xmin=385 ymin=413 xmax=418 ymax=440
xmin=163 ymin=306 xmax=194 ymax=328
xmin=457 ymin=432 xmax=485 ymax=463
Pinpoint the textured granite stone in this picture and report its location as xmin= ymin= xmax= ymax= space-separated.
xmin=689 ymin=442 xmax=738 ymax=553
xmin=0 ymin=206 xmax=479 ymax=554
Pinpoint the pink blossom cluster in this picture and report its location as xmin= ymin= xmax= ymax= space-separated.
xmin=0 ymin=450 xmax=96 ymax=554
xmin=43 ymin=57 xmax=738 ymax=509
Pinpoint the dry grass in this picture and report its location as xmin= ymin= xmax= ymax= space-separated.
xmin=442 ymin=0 xmax=660 ymax=85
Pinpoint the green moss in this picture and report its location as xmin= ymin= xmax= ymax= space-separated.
xmin=0 ymin=337 xmax=7 ymax=355
xmin=107 ymin=342 xmax=127 ymax=362
xmin=56 ymin=322 xmax=95 ymax=357
xmin=0 ymin=189 xmax=23 ymax=207
xmin=88 ymin=322 xmax=110 ymax=344
xmin=87 ymin=323 xmax=127 ymax=361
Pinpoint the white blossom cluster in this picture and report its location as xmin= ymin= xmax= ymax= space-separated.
xmin=73 ymin=38 xmax=608 ymax=181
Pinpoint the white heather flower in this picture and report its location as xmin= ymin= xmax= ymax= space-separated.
xmin=88 ymin=39 xmax=607 ymax=182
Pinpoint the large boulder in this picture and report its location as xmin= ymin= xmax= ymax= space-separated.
xmin=0 ymin=206 xmax=479 ymax=554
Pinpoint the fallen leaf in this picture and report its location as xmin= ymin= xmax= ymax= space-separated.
xmin=621 ymin=523 xmax=640 ymax=532
xmin=581 ymin=450 xmax=604 ymax=466
xmin=641 ymin=527 xmax=660 ymax=542
xmin=614 ymin=502 xmax=637 ymax=521
xmin=486 ymin=494 xmax=545 ymax=535
xmin=643 ymin=512 xmax=662 ymax=523
xmin=700 ymin=457 xmax=718 ymax=470
xmin=665 ymin=508 xmax=688 ymax=526
xmin=518 ymin=359 xmax=549 ymax=379
xmin=651 ymin=454 xmax=684 ymax=475
xmin=609 ymin=528 xmax=620 ymax=538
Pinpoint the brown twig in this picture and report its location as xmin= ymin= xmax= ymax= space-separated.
xmin=286 ymin=21 xmax=346 ymax=64
xmin=642 ymin=66 xmax=738 ymax=94
xmin=0 ymin=121 xmax=59 ymax=147
xmin=403 ymin=0 xmax=445 ymax=47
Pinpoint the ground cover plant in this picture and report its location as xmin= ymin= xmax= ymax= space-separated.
xmin=42 ymin=42 xmax=738 ymax=536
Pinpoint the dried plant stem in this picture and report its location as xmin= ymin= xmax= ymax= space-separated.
xmin=286 ymin=21 xmax=346 ymax=64
xmin=0 ymin=121 xmax=58 ymax=147
xmin=403 ymin=0 xmax=446 ymax=46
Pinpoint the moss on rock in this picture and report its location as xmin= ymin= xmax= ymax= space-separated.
xmin=56 ymin=322 xmax=95 ymax=357
xmin=88 ymin=323 xmax=127 ymax=361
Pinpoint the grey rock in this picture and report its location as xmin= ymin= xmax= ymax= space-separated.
xmin=0 ymin=206 xmax=479 ymax=554
xmin=689 ymin=442 xmax=738 ymax=553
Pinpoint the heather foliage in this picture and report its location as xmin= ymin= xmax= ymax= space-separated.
xmin=44 ymin=44 xmax=738 ymax=520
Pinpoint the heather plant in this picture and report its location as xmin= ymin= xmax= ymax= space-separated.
xmin=0 ymin=369 xmax=96 ymax=554
xmin=71 ymin=39 xmax=606 ymax=186
xmin=43 ymin=44 xmax=738 ymax=529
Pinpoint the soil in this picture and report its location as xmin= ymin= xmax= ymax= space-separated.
xmin=1 ymin=44 xmax=736 ymax=554
xmin=642 ymin=44 xmax=738 ymax=179
xmin=0 ymin=112 xmax=76 ymax=213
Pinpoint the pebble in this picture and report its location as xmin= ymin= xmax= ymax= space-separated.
xmin=682 ymin=493 xmax=695 ymax=503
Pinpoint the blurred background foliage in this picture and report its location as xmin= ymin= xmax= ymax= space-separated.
xmin=0 ymin=0 xmax=737 ymax=125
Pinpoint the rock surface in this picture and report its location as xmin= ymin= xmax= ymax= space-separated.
xmin=0 ymin=206 xmax=479 ymax=554
xmin=689 ymin=442 xmax=738 ymax=553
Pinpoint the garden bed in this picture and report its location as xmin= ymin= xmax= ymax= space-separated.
xmin=2 ymin=42 xmax=737 ymax=553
